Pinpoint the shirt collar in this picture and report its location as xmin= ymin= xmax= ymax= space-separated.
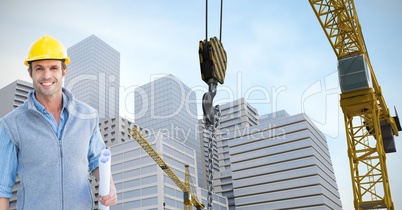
xmin=31 ymin=91 xmax=69 ymax=114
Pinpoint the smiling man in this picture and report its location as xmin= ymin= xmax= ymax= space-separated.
xmin=0 ymin=35 xmax=117 ymax=210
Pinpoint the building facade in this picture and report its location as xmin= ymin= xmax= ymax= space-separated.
xmin=65 ymin=34 xmax=120 ymax=120
xmin=211 ymin=98 xmax=259 ymax=208
xmin=212 ymin=98 xmax=342 ymax=209
xmin=134 ymin=74 xmax=205 ymax=189
xmin=0 ymin=80 xmax=33 ymax=118
xmin=228 ymin=112 xmax=343 ymax=209
xmin=98 ymin=117 xmax=228 ymax=210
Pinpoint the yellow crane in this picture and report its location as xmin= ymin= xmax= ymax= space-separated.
xmin=309 ymin=1 xmax=401 ymax=209
xmin=129 ymin=127 xmax=205 ymax=210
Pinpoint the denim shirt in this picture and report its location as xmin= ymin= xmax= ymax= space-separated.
xmin=31 ymin=90 xmax=68 ymax=141
xmin=0 ymin=89 xmax=105 ymax=207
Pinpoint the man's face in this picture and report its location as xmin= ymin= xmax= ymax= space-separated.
xmin=29 ymin=60 xmax=67 ymax=98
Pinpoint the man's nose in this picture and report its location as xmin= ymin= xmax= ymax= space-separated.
xmin=43 ymin=69 xmax=52 ymax=79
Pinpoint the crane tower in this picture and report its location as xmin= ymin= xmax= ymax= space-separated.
xmin=309 ymin=1 xmax=401 ymax=209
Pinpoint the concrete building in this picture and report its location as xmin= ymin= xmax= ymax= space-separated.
xmin=134 ymin=74 xmax=205 ymax=189
xmin=0 ymin=80 xmax=33 ymax=118
xmin=65 ymin=34 xmax=120 ymax=120
xmin=98 ymin=117 xmax=228 ymax=210
xmin=212 ymin=98 xmax=259 ymax=208
xmin=213 ymin=98 xmax=342 ymax=209
xmin=229 ymin=112 xmax=342 ymax=209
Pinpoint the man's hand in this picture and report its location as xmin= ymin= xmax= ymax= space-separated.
xmin=93 ymin=167 xmax=118 ymax=207
xmin=0 ymin=198 xmax=9 ymax=210
xmin=98 ymin=181 xmax=117 ymax=207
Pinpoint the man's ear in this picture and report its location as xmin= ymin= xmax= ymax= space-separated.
xmin=27 ymin=68 xmax=32 ymax=78
xmin=63 ymin=67 xmax=68 ymax=77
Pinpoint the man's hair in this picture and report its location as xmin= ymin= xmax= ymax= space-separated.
xmin=28 ymin=60 xmax=67 ymax=77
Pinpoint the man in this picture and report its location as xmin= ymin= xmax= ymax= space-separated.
xmin=0 ymin=35 xmax=117 ymax=209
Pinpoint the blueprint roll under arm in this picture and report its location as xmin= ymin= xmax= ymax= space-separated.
xmin=99 ymin=149 xmax=111 ymax=210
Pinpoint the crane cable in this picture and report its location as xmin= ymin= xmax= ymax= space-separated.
xmin=204 ymin=1 xmax=224 ymax=210
xmin=205 ymin=0 xmax=224 ymax=41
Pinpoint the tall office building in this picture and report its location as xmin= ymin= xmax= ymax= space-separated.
xmin=65 ymin=34 xmax=120 ymax=120
xmin=211 ymin=98 xmax=259 ymax=208
xmin=98 ymin=117 xmax=228 ymax=210
xmin=134 ymin=74 xmax=205 ymax=189
xmin=213 ymin=98 xmax=342 ymax=209
xmin=0 ymin=80 xmax=33 ymax=210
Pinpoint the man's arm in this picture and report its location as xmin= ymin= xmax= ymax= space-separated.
xmin=0 ymin=124 xmax=18 ymax=210
xmin=0 ymin=197 xmax=9 ymax=210
xmin=93 ymin=168 xmax=117 ymax=207
xmin=88 ymin=120 xmax=117 ymax=206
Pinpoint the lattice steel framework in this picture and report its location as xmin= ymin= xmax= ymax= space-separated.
xmin=309 ymin=0 xmax=399 ymax=209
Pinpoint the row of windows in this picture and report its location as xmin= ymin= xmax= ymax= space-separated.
xmin=163 ymin=145 xmax=194 ymax=164
xmin=221 ymin=105 xmax=240 ymax=114
xmin=220 ymin=117 xmax=242 ymax=128
xmin=116 ymin=185 xmax=157 ymax=200
xmin=69 ymin=41 xmax=119 ymax=59
xmin=14 ymin=82 xmax=29 ymax=88
xmin=111 ymin=156 xmax=153 ymax=172
xmin=220 ymin=111 xmax=241 ymax=120
xmin=15 ymin=89 xmax=31 ymax=96
xmin=114 ymin=175 xmax=157 ymax=191
xmin=111 ymin=196 xmax=157 ymax=209
xmin=110 ymin=149 xmax=140 ymax=163
xmin=102 ymin=117 xmax=117 ymax=125
xmin=110 ymin=140 xmax=142 ymax=153
xmin=200 ymin=189 xmax=228 ymax=205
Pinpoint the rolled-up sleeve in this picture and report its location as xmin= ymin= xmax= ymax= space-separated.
xmin=87 ymin=125 xmax=106 ymax=173
xmin=0 ymin=125 xmax=18 ymax=199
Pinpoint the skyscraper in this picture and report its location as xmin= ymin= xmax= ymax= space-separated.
xmin=229 ymin=111 xmax=343 ymax=209
xmin=211 ymin=98 xmax=259 ymax=208
xmin=134 ymin=74 xmax=205 ymax=189
xmin=213 ymin=98 xmax=342 ymax=209
xmin=65 ymin=35 xmax=120 ymax=120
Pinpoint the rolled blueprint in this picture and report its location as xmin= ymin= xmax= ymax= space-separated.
xmin=99 ymin=149 xmax=111 ymax=210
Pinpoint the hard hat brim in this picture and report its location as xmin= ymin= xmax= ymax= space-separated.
xmin=24 ymin=56 xmax=70 ymax=66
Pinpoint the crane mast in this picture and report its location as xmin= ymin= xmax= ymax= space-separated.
xmin=309 ymin=0 xmax=401 ymax=209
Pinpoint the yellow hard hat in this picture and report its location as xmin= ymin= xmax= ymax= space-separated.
xmin=24 ymin=35 xmax=70 ymax=66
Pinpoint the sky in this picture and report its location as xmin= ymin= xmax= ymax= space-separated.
xmin=1 ymin=0 xmax=401 ymax=209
